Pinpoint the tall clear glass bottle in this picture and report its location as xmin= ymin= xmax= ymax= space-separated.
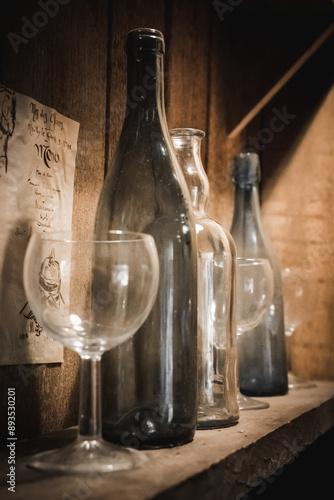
xmin=230 ymin=152 xmax=288 ymax=396
xmin=171 ymin=128 xmax=239 ymax=429
xmin=95 ymin=29 xmax=198 ymax=448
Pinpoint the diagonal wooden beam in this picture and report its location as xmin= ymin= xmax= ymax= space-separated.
xmin=228 ymin=22 xmax=334 ymax=139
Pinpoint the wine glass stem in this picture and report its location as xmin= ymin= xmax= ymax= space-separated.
xmin=236 ymin=335 xmax=242 ymax=390
xmin=77 ymin=355 xmax=102 ymax=442
xmin=285 ymin=334 xmax=293 ymax=372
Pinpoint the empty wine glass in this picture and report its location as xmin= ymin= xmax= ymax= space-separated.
xmin=23 ymin=230 xmax=159 ymax=473
xmin=236 ymin=258 xmax=274 ymax=410
xmin=282 ymin=267 xmax=317 ymax=390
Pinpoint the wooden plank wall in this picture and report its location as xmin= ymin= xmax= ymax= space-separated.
xmin=0 ymin=0 xmax=333 ymax=442
xmin=0 ymin=0 xmax=109 ymax=444
xmin=260 ymin=39 xmax=334 ymax=381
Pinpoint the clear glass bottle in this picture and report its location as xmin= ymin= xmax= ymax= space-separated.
xmin=171 ymin=128 xmax=239 ymax=429
xmin=95 ymin=29 xmax=198 ymax=448
xmin=230 ymin=152 xmax=288 ymax=396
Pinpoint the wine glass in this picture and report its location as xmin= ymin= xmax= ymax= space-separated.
xmin=23 ymin=230 xmax=159 ymax=473
xmin=236 ymin=258 xmax=274 ymax=410
xmin=282 ymin=267 xmax=317 ymax=390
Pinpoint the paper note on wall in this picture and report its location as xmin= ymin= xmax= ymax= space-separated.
xmin=0 ymin=84 xmax=80 ymax=365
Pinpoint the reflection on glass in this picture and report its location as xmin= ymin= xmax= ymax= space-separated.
xmin=236 ymin=258 xmax=273 ymax=410
xmin=282 ymin=267 xmax=317 ymax=390
xmin=231 ymin=152 xmax=288 ymax=397
xmin=171 ymin=129 xmax=275 ymax=424
xmin=171 ymin=127 xmax=239 ymax=429
xmin=23 ymin=230 xmax=159 ymax=473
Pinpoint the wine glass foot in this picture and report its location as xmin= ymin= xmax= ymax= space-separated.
xmin=288 ymin=372 xmax=317 ymax=390
xmin=27 ymin=438 xmax=147 ymax=474
xmin=237 ymin=391 xmax=270 ymax=411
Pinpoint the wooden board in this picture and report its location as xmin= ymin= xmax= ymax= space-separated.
xmin=0 ymin=382 xmax=333 ymax=500
xmin=0 ymin=0 xmax=333 ymax=447
xmin=104 ymin=0 xmax=166 ymax=171
xmin=260 ymin=38 xmax=334 ymax=380
xmin=0 ymin=0 xmax=109 ymax=444
xmin=165 ymin=0 xmax=211 ymax=161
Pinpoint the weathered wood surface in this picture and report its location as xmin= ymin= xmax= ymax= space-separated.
xmin=260 ymin=39 xmax=334 ymax=381
xmin=0 ymin=0 xmax=108 ymax=445
xmin=0 ymin=0 xmax=333 ymax=446
xmin=0 ymin=381 xmax=333 ymax=500
xmin=206 ymin=21 xmax=334 ymax=383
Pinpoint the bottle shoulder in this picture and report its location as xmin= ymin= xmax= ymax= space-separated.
xmin=104 ymin=125 xmax=187 ymax=190
xmin=231 ymin=223 xmax=279 ymax=262
xmin=99 ymin=136 xmax=192 ymax=204
xmin=96 ymin=147 xmax=196 ymax=240
xmin=195 ymin=215 xmax=236 ymax=256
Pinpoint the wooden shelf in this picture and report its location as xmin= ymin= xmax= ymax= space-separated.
xmin=1 ymin=381 xmax=334 ymax=500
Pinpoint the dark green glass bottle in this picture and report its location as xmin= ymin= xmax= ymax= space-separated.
xmin=95 ymin=28 xmax=198 ymax=448
xmin=230 ymin=152 xmax=288 ymax=396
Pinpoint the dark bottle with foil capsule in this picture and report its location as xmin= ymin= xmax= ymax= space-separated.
xmin=171 ymin=128 xmax=239 ymax=429
xmin=230 ymin=152 xmax=288 ymax=396
xmin=95 ymin=29 xmax=198 ymax=448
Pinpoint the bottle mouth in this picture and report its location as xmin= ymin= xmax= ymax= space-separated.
xmin=232 ymin=152 xmax=261 ymax=185
xmin=170 ymin=128 xmax=205 ymax=139
xmin=170 ymin=128 xmax=205 ymax=148
xmin=126 ymin=28 xmax=165 ymax=55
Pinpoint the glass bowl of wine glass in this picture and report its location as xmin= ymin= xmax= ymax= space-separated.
xmin=23 ymin=230 xmax=159 ymax=474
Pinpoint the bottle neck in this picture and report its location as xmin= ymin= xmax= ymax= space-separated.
xmin=230 ymin=182 xmax=266 ymax=254
xmin=171 ymin=134 xmax=209 ymax=216
xmin=233 ymin=182 xmax=262 ymax=218
xmin=125 ymin=51 xmax=166 ymax=124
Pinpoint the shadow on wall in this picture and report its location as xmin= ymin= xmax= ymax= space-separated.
xmin=256 ymin=37 xmax=334 ymax=199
